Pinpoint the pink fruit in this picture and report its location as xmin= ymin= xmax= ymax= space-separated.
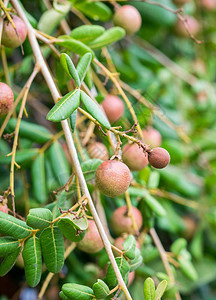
xmin=101 ymin=95 xmax=124 ymax=123
xmin=113 ymin=5 xmax=142 ymax=35
xmin=87 ymin=142 xmax=109 ymax=161
xmin=77 ymin=220 xmax=104 ymax=253
xmin=0 ymin=204 xmax=8 ymax=214
xmin=0 ymin=82 xmax=14 ymax=117
xmin=201 ymin=0 xmax=216 ymax=10
xmin=111 ymin=206 xmax=143 ymax=235
xmin=95 ymin=160 xmax=131 ymax=197
xmin=128 ymin=271 xmax=135 ymax=286
xmin=122 ymin=143 xmax=149 ymax=171
xmin=175 ymin=17 xmax=200 ymax=37
xmin=148 ymin=147 xmax=170 ymax=169
xmin=2 ymin=15 xmax=27 ymax=48
xmin=142 ymin=127 xmax=162 ymax=148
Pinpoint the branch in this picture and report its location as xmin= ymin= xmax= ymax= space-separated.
xmin=11 ymin=1 xmax=132 ymax=298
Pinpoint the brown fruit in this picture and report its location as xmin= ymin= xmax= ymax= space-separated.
xmin=201 ymin=0 xmax=216 ymax=10
xmin=0 ymin=203 xmax=8 ymax=214
xmin=95 ymin=160 xmax=131 ymax=197
xmin=172 ymin=0 xmax=190 ymax=6
xmin=182 ymin=216 xmax=197 ymax=239
xmin=101 ymin=95 xmax=124 ymax=123
xmin=111 ymin=206 xmax=143 ymax=235
xmin=122 ymin=143 xmax=148 ymax=171
xmin=142 ymin=127 xmax=162 ymax=148
xmin=148 ymin=147 xmax=170 ymax=169
xmin=113 ymin=5 xmax=142 ymax=35
xmin=175 ymin=17 xmax=200 ymax=37
xmin=77 ymin=220 xmax=104 ymax=253
xmin=2 ymin=15 xmax=27 ymax=48
xmin=87 ymin=142 xmax=109 ymax=161
xmin=0 ymin=83 xmax=14 ymax=117
xmin=113 ymin=236 xmax=140 ymax=256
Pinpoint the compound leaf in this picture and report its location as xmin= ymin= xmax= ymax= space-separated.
xmin=0 ymin=246 xmax=21 ymax=276
xmin=77 ymin=53 xmax=92 ymax=83
xmin=62 ymin=283 xmax=94 ymax=300
xmin=0 ymin=237 xmax=19 ymax=256
xmin=60 ymin=53 xmax=80 ymax=86
xmin=27 ymin=208 xmax=53 ymax=230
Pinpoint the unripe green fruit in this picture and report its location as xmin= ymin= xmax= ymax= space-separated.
xmin=87 ymin=142 xmax=109 ymax=161
xmin=77 ymin=220 xmax=103 ymax=253
xmin=2 ymin=15 xmax=27 ymax=48
xmin=201 ymin=0 xmax=216 ymax=10
xmin=0 ymin=203 xmax=8 ymax=214
xmin=175 ymin=17 xmax=200 ymax=37
xmin=111 ymin=206 xmax=143 ymax=235
xmin=148 ymin=147 xmax=170 ymax=169
xmin=0 ymin=82 xmax=14 ymax=117
xmin=101 ymin=95 xmax=124 ymax=123
xmin=122 ymin=143 xmax=148 ymax=171
xmin=142 ymin=127 xmax=162 ymax=148
xmin=113 ymin=236 xmax=140 ymax=256
xmin=113 ymin=5 xmax=142 ymax=35
xmin=95 ymin=160 xmax=131 ymax=197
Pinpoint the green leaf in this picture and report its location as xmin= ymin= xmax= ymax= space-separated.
xmin=77 ymin=53 xmax=92 ymax=83
xmin=129 ymin=248 xmax=143 ymax=271
xmin=144 ymin=193 xmax=166 ymax=217
xmin=56 ymin=37 xmax=94 ymax=58
xmin=89 ymin=27 xmax=125 ymax=50
xmin=0 ymin=246 xmax=21 ymax=276
xmin=6 ymin=119 xmax=52 ymax=143
xmin=73 ymin=1 xmax=111 ymax=21
xmin=26 ymin=208 xmax=53 ymax=230
xmin=62 ymin=283 xmax=94 ymax=300
xmin=122 ymin=235 xmax=136 ymax=260
xmin=171 ymin=238 xmax=187 ymax=256
xmin=57 ymin=216 xmax=86 ymax=242
xmin=47 ymin=89 xmax=80 ymax=122
xmin=69 ymin=109 xmax=77 ymax=133
xmin=0 ymin=211 xmax=32 ymax=239
xmin=178 ymin=253 xmax=198 ymax=281
xmin=154 ymin=280 xmax=167 ymax=300
xmin=143 ymin=277 xmax=155 ymax=300
xmin=31 ymin=153 xmax=47 ymax=203
xmin=71 ymin=215 xmax=88 ymax=231
xmin=105 ymin=256 xmax=130 ymax=288
xmin=0 ymin=148 xmax=38 ymax=165
xmin=80 ymin=91 xmax=110 ymax=129
xmin=59 ymin=291 xmax=71 ymax=300
xmin=92 ymin=279 xmax=110 ymax=299
xmin=22 ymin=236 xmax=42 ymax=287
xmin=147 ymin=171 xmax=160 ymax=189
xmin=40 ymin=226 xmax=64 ymax=273
xmin=81 ymin=159 xmax=103 ymax=182
xmin=48 ymin=141 xmax=71 ymax=186
xmin=60 ymin=53 xmax=80 ymax=87
xmin=70 ymin=25 xmax=105 ymax=43
xmin=0 ymin=237 xmax=19 ymax=256
xmin=38 ymin=4 xmax=70 ymax=35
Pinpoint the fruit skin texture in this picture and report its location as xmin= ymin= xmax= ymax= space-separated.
xmin=101 ymin=95 xmax=124 ymax=123
xmin=142 ymin=127 xmax=162 ymax=148
xmin=95 ymin=160 xmax=131 ymax=197
xmin=0 ymin=204 xmax=8 ymax=214
xmin=175 ymin=17 xmax=200 ymax=37
xmin=111 ymin=206 xmax=143 ymax=235
xmin=87 ymin=142 xmax=109 ymax=161
xmin=113 ymin=5 xmax=142 ymax=35
xmin=122 ymin=143 xmax=148 ymax=171
xmin=148 ymin=147 xmax=170 ymax=169
xmin=0 ymin=82 xmax=14 ymax=117
xmin=2 ymin=15 xmax=27 ymax=48
xmin=77 ymin=220 xmax=104 ymax=253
